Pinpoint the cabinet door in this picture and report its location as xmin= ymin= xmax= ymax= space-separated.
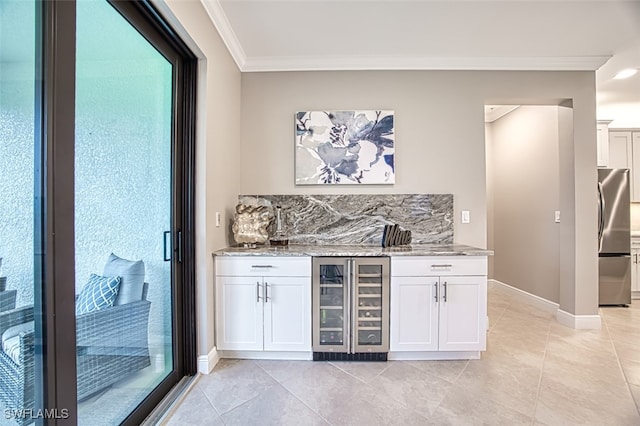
xmin=312 ymin=258 xmax=349 ymax=353
xmin=263 ymin=276 xmax=312 ymax=351
xmin=439 ymin=276 xmax=487 ymax=351
xmin=596 ymin=122 xmax=610 ymax=168
xmin=216 ymin=276 xmax=263 ymax=351
xmin=632 ymin=133 xmax=640 ymax=202
xmin=390 ymin=276 xmax=439 ymax=351
xmin=353 ymin=258 xmax=390 ymax=353
xmin=609 ymin=131 xmax=632 ymax=169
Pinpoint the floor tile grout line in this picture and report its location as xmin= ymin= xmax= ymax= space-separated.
xmin=327 ymin=360 xmax=391 ymax=385
xmin=253 ymin=361 xmax=336 ymax=425
xmin=450 ymin=359 xmax=471 ymax=385
xmin=195 ymin=383 xmax=227 ymax=424
xmin=273 ymin=380 xmax=335 ymax=426
xmin=199 ymin=359 xmax=278 ymax=423
xmin=530 ymin=314 xmax=553 ymax=426
xmin=487 ymin=291 xmax=513 ymax=334
xmin=601 ymin=308 xmax=640 ymax=416
xmin=425 ymin=359 xmax=470 ymax=418
xmin=324 ymin=360 xmax=411 ymax=410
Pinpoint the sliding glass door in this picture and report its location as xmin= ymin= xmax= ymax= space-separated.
xmin=0 ymin=0 xmax=195 ymax=423
xmin=74 ymin=1 xmax=176 ymax=423
xmin=0 ymin=0 xmax=45 ymax=423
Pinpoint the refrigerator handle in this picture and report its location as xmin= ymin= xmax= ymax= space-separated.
xmin=597 ymin=182 xmax=605 ymax=246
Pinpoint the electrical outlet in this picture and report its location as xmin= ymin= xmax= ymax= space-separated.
xmin=461 ymin=210 xmax=470 ymax=224
xmin=216 ymin=212 xmax=221 ymax=227
xmin=555 ymin=211 xmax=560 ymax=223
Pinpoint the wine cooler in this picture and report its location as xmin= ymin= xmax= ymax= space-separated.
xmin=312 ymin=257 xmax=390 ymax=361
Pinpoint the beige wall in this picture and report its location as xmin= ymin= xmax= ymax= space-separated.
xmin=485 ymin=124 xmax=495 ymax=278
xmin=159 ymin=0 xmax=242 ymax=359
xmin=241 ymin=70 xmax=598 ymax=316
xmin=487 ymin=106 xmax=561 ymax=303
xmin=137 ymin=7 xmax=601 ymax=358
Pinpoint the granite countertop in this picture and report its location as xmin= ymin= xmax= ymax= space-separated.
xmin=213 ymin=243 xmax=493 ymax=257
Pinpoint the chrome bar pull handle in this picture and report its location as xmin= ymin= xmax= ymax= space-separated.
xmin=256 ymin=281 xmax=262 ymax=302
xmin=252 ymin=265 xmax=273 ymax=268
xmin=434 ymin=281 xmax=439 ymax=302
xmin=265 ymin=282 xmax=270 ymax=302
xmin=443 ymin=281 xmax=448 ymax=303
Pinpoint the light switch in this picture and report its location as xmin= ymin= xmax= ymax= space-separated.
xmin=555 ymin=210 xmax=561 ymax=223
xmin=461 ymin=210 xmax=470 ymax=224
xmin=216 ymin=212 xmax=221 ymax=227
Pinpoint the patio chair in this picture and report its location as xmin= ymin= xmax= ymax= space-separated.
xmin=0 ymin=283 xmax=151 ymax=425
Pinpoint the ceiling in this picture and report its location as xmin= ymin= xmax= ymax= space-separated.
xmin=204 ymin=0 xmax=640 ymax=121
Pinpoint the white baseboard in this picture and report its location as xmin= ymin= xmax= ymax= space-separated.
xmin=489 ymin=279 xmax=601 ymax=330
xmin=388 ymin=351 xmax=481 ymax=361
xmin=218 ymin=350 xmax=313 ymax=360
xmin=556 ymin=309 xmax=602 ymax=330
xmin=197 ymin=347 xmax=220 ymax=374
xmin=489 ymin=279 xmax=559 ymax=314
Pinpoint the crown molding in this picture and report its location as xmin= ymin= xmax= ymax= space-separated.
xmin=199 ymin=1 xmax=610 ymax=73
xmin=201 ymin=0 xmax=247 ymax=70
xmin=241 ymin=55 xmax=611 ymax=73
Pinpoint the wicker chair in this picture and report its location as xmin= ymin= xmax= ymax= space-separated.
xmin=0 ymin=283 xmax=151 ymax=425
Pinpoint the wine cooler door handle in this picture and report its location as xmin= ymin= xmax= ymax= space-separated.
xmin=443 ymin=281 xmax=448 ymax=303
xmin=256 ymin=281 xmax=262 ymax=302
xmin=344 ymin=259 xmax=358 ymax=354
xmin=434 ymin=281 xmax=439 ymax=302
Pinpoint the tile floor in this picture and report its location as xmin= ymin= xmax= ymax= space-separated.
xmin=164 ymin=283 xmax=640 ymax=425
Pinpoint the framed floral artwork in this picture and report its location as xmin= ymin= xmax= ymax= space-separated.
xmin=295 ymin=110 xmax=395 ymax=185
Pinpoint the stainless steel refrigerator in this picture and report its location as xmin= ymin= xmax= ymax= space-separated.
xmin=598 ymin=168 xmax=631 ymax=306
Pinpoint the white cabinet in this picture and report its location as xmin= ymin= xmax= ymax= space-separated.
xmin=217 ymin=276 xmax=263 ymax=350
xmin=633 ymin=133 xmax=640 ymax=202
xmin=390 ymin=257 xmax=487 ymax=353
xmin=608 ymin=131 xmax=632 ymax=169
xmin=215 ymin=256 xmax=311 ymax=352
xmin=597 ymin=120 xmax=612 ymax=168
xmin=390 ymin=276 xmax=438 ymax=351
xmin=438 ymin=276 xmax=486 ymax=351
xmin=608 ymin=130 xmax=640 ymax=201
xmin=264 ymin=276 xmax=311 ymax=351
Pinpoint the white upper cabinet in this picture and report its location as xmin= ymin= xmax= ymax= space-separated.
xmin=608 ymin=131 xmax=632 ymax=169
xmin=597 ymin=121 xmax=611 ymax=168
xmin=632 ymin=133 xmax=640 ymax=202
xmin=608 ymin=130 xmax=640 ymax=201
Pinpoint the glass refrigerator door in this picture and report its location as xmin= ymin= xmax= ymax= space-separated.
xmin=353 ymin=259 xmax=390 ymax=352
xmin=313 ymin=258 xmax=349 ymax=352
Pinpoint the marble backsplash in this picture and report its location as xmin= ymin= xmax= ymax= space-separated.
xmin=237 ymin=194 xmax=453 ymax=246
